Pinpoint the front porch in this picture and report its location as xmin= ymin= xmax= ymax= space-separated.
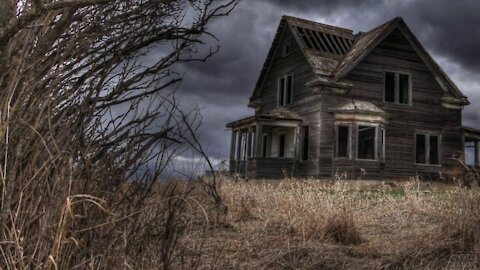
xmin=226 ymin=109 xmax=303 ymax=178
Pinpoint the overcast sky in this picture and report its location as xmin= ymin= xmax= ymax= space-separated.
xmin=171 ymin=0 xmax=480 ymax=167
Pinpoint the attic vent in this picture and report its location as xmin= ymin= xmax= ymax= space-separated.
xmin=295 ymin=26 xmax=354 ymax=55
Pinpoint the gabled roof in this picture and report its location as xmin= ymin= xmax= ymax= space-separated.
xmin=250 ymin=15 xmax=469 ymax=106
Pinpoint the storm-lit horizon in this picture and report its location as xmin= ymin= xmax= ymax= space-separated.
xmin=170 ymin=0 xmax=480 ymax=168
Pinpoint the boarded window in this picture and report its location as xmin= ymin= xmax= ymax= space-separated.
xmin=262 ymin=134 xmax=268 ymax=158
xmin=358 ymin=126 xmax=376 ymax=160
xmin=385 ymin=71 xmax=410 ymax=104
xmin=429 ymin=135 xmax=439 ymax=165
xmin=416 ymin=134 xmax=426 ymax=164
xmin=336 ymin=126 xmax=349 ymax=158
xmin=279 ymin=134 xmax=286 ymax=158
xmin=302 ymin=126 xmax=309 ymax=161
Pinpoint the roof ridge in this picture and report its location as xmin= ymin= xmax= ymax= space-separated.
xmin=283 ymin=15 xmax=354 ymax=34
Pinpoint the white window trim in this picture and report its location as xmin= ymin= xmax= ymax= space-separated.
xmin=277 ymin=73 xmax=294 ymax=107
xmin=334 ymin=123 xmax=352 ymax=160
xmin=383 ymin=69 xmax=412 ymax=106
xmin=414 ymin=131 xmax=442 ymax=167
xmin=356 ymin=123 xmax=379 ymax=161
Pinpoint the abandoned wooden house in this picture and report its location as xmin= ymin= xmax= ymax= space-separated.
xmin=226 ymin=15 xmax=480 ymax=179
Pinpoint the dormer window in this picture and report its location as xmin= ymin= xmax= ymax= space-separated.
xmin=384 ymin=71 xmax=411 ymax=105
xmin=278 ymin=74 xmax=293 ymax=106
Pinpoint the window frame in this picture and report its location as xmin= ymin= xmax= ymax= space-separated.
xmin=335 ymin=123 xmax=352 ymax=160
xmin=277 ymin=73 xmax=294 ymax=107
xmin=356 ymin=123 xmax=379 ymax=161
xmin=414 ymin=131 xmax=442 ymax=166
xmin=383 ymin=70 xmax=412 ymax=106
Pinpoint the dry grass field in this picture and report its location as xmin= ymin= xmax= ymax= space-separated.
xmin=182 ymin=177 xmax=480 ymax=269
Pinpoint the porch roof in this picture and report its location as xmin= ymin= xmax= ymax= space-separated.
xmin=462 ymin=126 xmax=480 ymax=141
xmin=329 ymin=99 xmax=386 ymax=115
xmin=226 ymin=108 xmax=302 ymax=128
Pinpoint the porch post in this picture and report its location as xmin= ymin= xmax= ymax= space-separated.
xmin=229 ymin=130 xmax=236 ymax=161
xmin=255 ymin=123 xmax=263 ymax=158
xmin=235 ymin=130 xmax=242 ymax=160
xmin=475 ymin=141 xmax=480 ymax=167
xmin=246 ymin=127 xmax=253 ymax=159
xmin=294 ymin=124 xmax=300 ymax=160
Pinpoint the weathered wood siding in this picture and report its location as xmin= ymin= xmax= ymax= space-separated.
xmin=257 ymin=26 xmax=322 ymax=177
xmin=317 ymin=28 xmax=463 ymax=179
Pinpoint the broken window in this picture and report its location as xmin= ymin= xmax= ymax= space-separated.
xmin=279 ymin=134 xmax=286 ymax=158
xmin=416 ymin=133 xmax=440 ymax=165
xmin=302 ymin=126 xmax=309 ymax=161
xmin=336 ymin=125 xmax=350 ymax=158
xmin=384 ymin=71 xmax=410 ymax=105
xmin=278 ymin=74 xmax=293 ymax=106
xmin=357 ymin=126 xmax=376 ymax=160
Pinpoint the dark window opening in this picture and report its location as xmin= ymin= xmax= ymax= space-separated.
xmin=279 ymin=134 xmax=286 ymax=158
xmin=399 ymin=74 xmax=410 ymax=104
xmin=336 ymin=126 xmax=349 ymax=158
xmin=385 ymin=71 xmax=410 ymax=104
xmin=286 ymin=75 xmax=293 ymax=104
xmin=278 ymin=75 xmax=293 ymax=106
xmin=302 ymin=126 xmax=309 ymax=161
xmin=429 ymin=135 xmax=439 ymax=165
xmin=358 ymin=126 xmax=376 ymax=160
xmin=385 ymin=71 xmax=395 ymax=102
xmin=416 ymin=134 xmax=426 ymax=164
xmin=262 ymin=134 xmax=268 ymax=158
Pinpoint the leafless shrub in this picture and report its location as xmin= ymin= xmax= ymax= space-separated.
xmin=322 ymin=210 xmax=363 ymax=245
xmin=0 ymin=0 xmax=238 ymax=269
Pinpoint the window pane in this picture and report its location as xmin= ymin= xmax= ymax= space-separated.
xmin=399 ymin=74 xmax=410 ymax=104
xmin=385 ymin=72 xmax=395 ymax=102
xmin=429 ymin=135 xmax=439 ymax=165
xmin=416 ymin=134 xmax=426 ymax=164
xmin=337 ymin=126 xmax=349 ymax=158
xmin=358 ymin=126 xmax=376 ymax=159
xmin=279 ymin=77 xmax=285 ymax=106
xmin=302 ymin=126 xmax=309 ymax=161
xmin=279 ymin=134 xmax=286 ymax=158
xmin=286 ymin=75 xmax=293 ymax=104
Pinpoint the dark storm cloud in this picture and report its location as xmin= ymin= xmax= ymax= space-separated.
xmin=165 ymin=0 xmax=480 ymax=165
